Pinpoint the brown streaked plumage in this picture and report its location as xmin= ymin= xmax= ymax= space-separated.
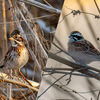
xmin=0 ymin=30 xmax=29 ymax=70
xmin=68 ymin=31 xmax=100 ymax=64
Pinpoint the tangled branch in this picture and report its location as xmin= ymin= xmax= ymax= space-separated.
xmin=59 ymin=6 xmax=100 ymax=23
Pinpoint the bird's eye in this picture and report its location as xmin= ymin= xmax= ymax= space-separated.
xmin=15 ymin=36 xmax=17 ymax=38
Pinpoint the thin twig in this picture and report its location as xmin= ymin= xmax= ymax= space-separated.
xmin=49 ymin=52 xmax=100 ymax=81
xmin=14 ymin=84 xmax=27 ymax=100
xmin=36 ymin=73 xmax=68 ymax=100
xmin=44 ymin=70 xmax=91 ymax=78
xmin=44 ymin=67 xmax=73 ymax=71
xmin=43 ymin=0 xmax=53 ymax=8
xmin=16 ymin=4 xmax=48 ymax=58
xmin=19 ymin=0 xmax=61 ymax=14
xmin=0 ymin=77 xmax=39 ymax=92
xmin=59 ymin=5 xmax=100 ymax=23
xmin=52 ymin=42 xmax=84 ymax=64
xmin=11 ymin=1 xmax=42 ymax=72
xmin=52 ymin=42 xmax=100 ymax=73
xmin=59 ymin=12 xmax=72 ymax=23
xmin=66 ymin=68 xmax=85 ymax=85
xmin=51 ymin=74 xmax=88 ymax=100
xmin=94 ymin=0 xmax=100 ymax=14
xmin=0 ymin=14 xmax=56 ymax=25
xmin=37 ymin=68 xmax=88 ymax=100
xmin=55 ymin=84 xmax=88 ymax=100
xmin=97 ymin=91 xmax=100 ymax=100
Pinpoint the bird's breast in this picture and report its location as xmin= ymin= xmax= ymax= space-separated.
xmin=18 ymin=47 xmax=29 ymax=68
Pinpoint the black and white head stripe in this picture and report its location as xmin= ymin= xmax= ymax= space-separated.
xmin=69 ymin=31 xmax=84 ymax=41
xmin=10 ymin=30 xmax=21 ymax=37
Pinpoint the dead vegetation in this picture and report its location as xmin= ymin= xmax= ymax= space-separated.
xmin=0 ymin=0 xmax=63 ymax=99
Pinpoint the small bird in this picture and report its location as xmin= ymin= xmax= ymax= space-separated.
xmin=0 ymin=30 xmax=29 ymax=76
xmin=68 ymin=31 xmax=100 ymax=64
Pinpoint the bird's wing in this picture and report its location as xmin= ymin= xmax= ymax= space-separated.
xmin=73 ymin=40 xmax=100 ymax=56
xmin=4 ymin=46 xmax=20 ymax=64
xmin=4 ymin=47 xmax=14 ymax=63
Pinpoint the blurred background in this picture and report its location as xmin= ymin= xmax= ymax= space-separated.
xmin=0 ymin=0 xmax=64 ymax=81
xmin=38 ymin=0 xmax=100 ymax=100
xmin=0 ymin=0 xmax=64 ymax=99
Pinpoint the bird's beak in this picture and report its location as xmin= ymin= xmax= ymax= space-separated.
xmin=9 ymin=37 xmax=14 ymax=40
xmin=69 ymin=36 xmax=71 ymax=38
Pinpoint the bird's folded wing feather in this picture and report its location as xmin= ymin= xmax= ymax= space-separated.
xmin=4 ymin=47 xmax=18 ymax=63
xmin=73 ymin=40 xmax=100 ymax=56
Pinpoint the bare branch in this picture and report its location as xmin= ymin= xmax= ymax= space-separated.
xmin=43 ymin=71 xmax=90 ymax=78
xmin=2 ymin=0 xmax=7 ymax=57
xmin=59 ymin=5 xmax=100 ymax=23
xmin=8 ymin=0 xmax=43 ymax=73
xmin=37 ymin=68 xmax=88 ymax=100
xmin=44 ymin=67 xmax=73 ymax=71
xmin=36 ymin=73 xmax=68 ymax=100
xmin=48 ymin=52 xmax=100 ymax=81
xmin=0 ymin=77 xmax=38 ymax=92
xmin=52 ymin=43 xmax=100 ymax=73
xmin=94 ymin=0 xmax=100 ymax=14
xmin=19 ymin=0 xmax=61 ymax=14
xmin=16 ymin=3 xmax=48 ymax=58
xmin=55 ymin=84 xmax=88 ymax=100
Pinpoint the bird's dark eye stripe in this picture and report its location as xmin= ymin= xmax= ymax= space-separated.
xmin=73 ymin=35 xmax=83 ymax=40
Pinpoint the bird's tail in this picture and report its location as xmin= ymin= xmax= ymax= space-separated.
xmin=0 ymin=65 xmax=4 ymax=68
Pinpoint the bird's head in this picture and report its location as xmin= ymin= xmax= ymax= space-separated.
xmin=69 ymin=31 xmax=84 ymax=43
xmin=9 ymin=30 xmax=24 ymax=46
